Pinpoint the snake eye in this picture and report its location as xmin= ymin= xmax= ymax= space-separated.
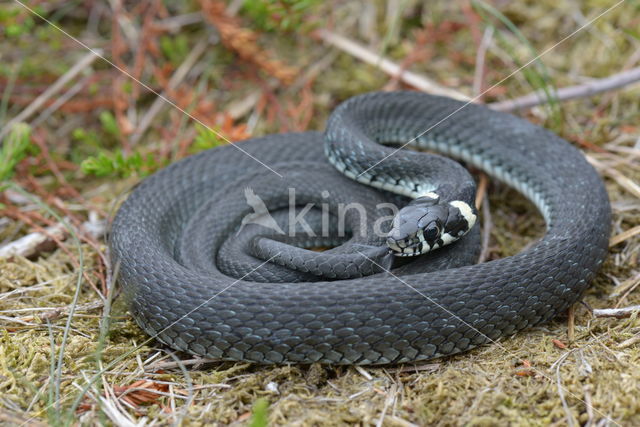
xmin=423 ymin=223 xmax=440 ymax=241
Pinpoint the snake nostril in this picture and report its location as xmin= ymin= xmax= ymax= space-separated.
xmin=388 ymin=228 xmax=403 ymax=241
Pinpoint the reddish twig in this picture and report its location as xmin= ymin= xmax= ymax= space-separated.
xmin=199 ymin=0 xmax=298 ymax=84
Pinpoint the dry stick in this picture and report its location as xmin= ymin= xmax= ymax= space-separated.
xmin=130 ymin=38 xmax=210 ymax=145
xmin=17 ymin=300 xmax=105 ymax=323
xmin=474 ymin=174 xmax=493 ymax=263
xmin=0 ymin=222 xmax=66 ymax=258
xmin=617 ymin=334 xmax=640 ymax=349
xmin=0 ymin=50 xmax=102 ymax=140
xmin=0 ymin=410 xmax=46 ymax=427
xmin=609 ymin=272 xmax=640 ymax=298
xmin=146 ymin=356 xmax=220 ymax=371
xmin=315 ymin=29 xmax=471 ymax=101
xmin=615 ymin=278 xmax=640 ymax=311
xmin=154 ymin=12 xmax=203 ymax=32
xmin=474 ymin=172 xmax=488 ymax=208
xmin=478 ymin=194 xmax=493 ymax=264
xmin=609 ymin=224 xmax=640 ymax=247
xmin=471 ymin=26 xmax=493 ymax=261
xmin=567 ymin=305 xmax=576 ymax=343
xmin=290 ymin=50 xmax=340 ymax=93
xmin=586 ymin=155 xmax=640 ymax=199
xmin=226 ymin=92 xmax=262 ymax=121
xmin=491 ymin=66 xmax=640 ymax=111
xmin=582 ymin=385 xmax=595 ymax=425
xmin=31 ymin=74 xmax=94 ymax=128
xmin=384 ymin=416 xmax=420 ymax=427
xmin=592 ymin=305 xmax=640 ymax=319
xmin=386 ymin=363 xmax=440 ymax=374
xmin=317 ymin=29 xmax=640 ymax=113
xmin=472 ymin=26 xmax=494 ymax=99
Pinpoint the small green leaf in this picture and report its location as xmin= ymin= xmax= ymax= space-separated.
xmin=0 ymin=123 xmax=32 ymax=183
xmin=241 ymin=0 xmax=320 ymax=32
xmin=191 ymin=123 xmax=226 ymax=152
xmin=160 ymin=34 xmax=190 ymax=64
xmin=81 ymin=149 xmax=159 ymax=178
xmin=249 ymin=398 xmax=269 ymax=427
xmin=5 ymin=23 xmax=23 ymax=37
xmin=99 ymin=111 xmax=120 ymax=138
xmin=72 ymin=128 xmax=87 ymax=141
xmin=623 ymin=28 xmax=640 ymax=41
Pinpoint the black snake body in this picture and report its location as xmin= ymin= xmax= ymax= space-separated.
xmin=110 ymin=92 xmax=610 ymax=364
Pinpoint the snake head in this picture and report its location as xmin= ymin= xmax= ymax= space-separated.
xmin=386 ymin=198 xmax=476 ymax=257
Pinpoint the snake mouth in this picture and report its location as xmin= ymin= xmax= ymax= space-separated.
xmin=387 ymin=234 xmax=425 ymax=256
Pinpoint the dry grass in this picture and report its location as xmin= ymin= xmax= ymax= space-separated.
xmin=1 ymin=0 xmax=640 ymax=425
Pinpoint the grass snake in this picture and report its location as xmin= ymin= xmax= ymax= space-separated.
xmin=110 ymin=91 xmax=610 ymax=364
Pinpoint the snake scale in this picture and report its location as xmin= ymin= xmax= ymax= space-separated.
xmin=110 ymin=91 xmax=611 ymax=365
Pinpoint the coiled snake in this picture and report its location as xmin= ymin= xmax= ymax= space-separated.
xmin=110 ymin=92 xmax=610 ymax=364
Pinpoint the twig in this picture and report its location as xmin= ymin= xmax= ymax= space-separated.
xmin=568 ymin=305 xmax=575 ymax=343
xmin=375 ymin=383 xmax=397 ymax=427
xmin=315 ymin=29 xmax=470 ymax=101
xmin=290 ymin=50 xmax=339 ymax=92
xmin=384 ymin=416 xmax=420 ymax=427
xmin=108 ymin=0 xmax=138 ymax=48
xmin=382 ymin=27 xmax=432 ymax=92
xmin=385 ymin=363 xmax=440 ymax=374
xmin=226 ymin=0 xmax=244 ymax=16
xmin=0 ymin=50 xmax=102 ymax=140
xmin=474 ymin=174 xmax=492 ymax=263
xmin=14 ymin=299 xmax=105 ymax=323
xmin=226 ymin=92 xmax=262 ymax=120
xmin=586 ymin=155 xmax=640 ymax=199
xmin=0 ymin=409 xmax=46 ymax=427
xmin=355 ymin=366 xmax=373 ymax=381
xmin=316 ymin=29 xmax=640 ymax=114
xmin=0 ymin=222 xmax=66 ymax=259
xmin=4 ymin=202 xmax=103 ymax=294
xmin=592 ymin=305 xmax=640 ymax=319
xmin=583 ymin=385 xmax=595 ymax=427
xmin=617 ymin=333 xmax=640 ymax=349
xmin=31 ymin=74 xmax=94 ymax=128
xmin=554 ymin=351 xmax=577 ymax=427
xmin=145 ymin=356 xmax=219 ymax=371
xmin=82 ymin=211 xmax=107 ymax=240
xmin=474 ymin=173 xmax=489 ymax=208
xmin=154 ymin=12 xmax=203 ymax=32
xmin=614 ymin=274 xmax=640 ymax=309
xmin=472 ymin=27 xmax=494 ymax=99
xmin=478 ymin=193 xmax=493 ymax=264
xmin=490 ymin=66 xmax=640 ymax=112
xmin=130 ymin=38 xmax=210 ymax=145
xmin=609 ymin=224 xmax=640 ymax=247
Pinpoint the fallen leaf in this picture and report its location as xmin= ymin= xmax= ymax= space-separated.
xmin=515 ymin=359 xmax=535 ymax=377
xmin=552 ymin=339 xmax=567 ymax=349
xmin=113 ymin=380 xmax=169 ymax=407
